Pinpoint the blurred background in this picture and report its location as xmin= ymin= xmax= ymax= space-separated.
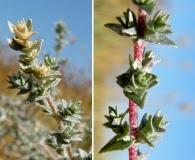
xmin=0 ymin=0 xmax=92 ymax=159
xmin=94 ymin=0 xmax=195 ymax=160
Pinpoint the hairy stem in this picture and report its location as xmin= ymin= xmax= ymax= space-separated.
xmin=46 ymin=94 xmax=73 ymax=159
xmin=129 ymin=8 xmax=147 ymax=160
xmin=40 ymin=143 xmax=57 ymax=160
xmin=46 ymin=95 xmax=64 ymax=130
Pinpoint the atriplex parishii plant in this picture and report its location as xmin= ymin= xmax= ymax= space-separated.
xmin=0 ymin=95 xmax=52 ymax=159
xmin=6 ymin=19 xmax=92 ymax=160
xmin=54 ymin=20 xmax=69 ymax=57
xmin=99 ymin=0 xmax=177 ymax=159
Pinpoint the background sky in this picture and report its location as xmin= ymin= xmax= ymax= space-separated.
xmin=0 ymin=0 xmax=92 ymax=70
xmin=102 ymin=0 xmax=195 ymax=160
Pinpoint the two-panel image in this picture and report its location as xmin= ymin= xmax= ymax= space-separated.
xmin=0 ymin=0 xmax=194 ymax=160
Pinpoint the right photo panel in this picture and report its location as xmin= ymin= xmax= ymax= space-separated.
xmin=94 ymin=0 xmax=195 ymax=160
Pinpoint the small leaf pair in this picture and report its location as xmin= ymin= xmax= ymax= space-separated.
xmin=57 ymin=99 xmax=83 ymax=123
xmin=105 ymin=9 xmax=137 ymax=39
xmin=99 ymin=106 xmax=135 ymax=154
xmin=105 ymin=8 xmax=177 ymax=47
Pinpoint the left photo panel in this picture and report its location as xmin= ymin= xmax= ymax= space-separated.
xmin=0 ymin=0 xmax=92 ymax=159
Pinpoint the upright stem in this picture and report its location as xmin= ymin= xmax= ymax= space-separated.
xmin=128 ymin=8 xmax=147 ymax=160
xmin=46 ymin=94 xmax=73 ymax=159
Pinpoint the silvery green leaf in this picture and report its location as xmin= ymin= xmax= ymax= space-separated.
xmin=115 ymin=72 xmax=130 ymax=89
xmin=137 ymin=129 xmax=155 ymax=148
xmin=45 ymin=135 xmax=58 ymax=149
xmin=111 ymin=117 xmax=121 ymax=126
xmin=61 ymin=115 xmax=81 ymax=123
xmin=141 ymin=115 xmax=154 ymax=136
xmin=25 ymin=93 xmax=40 ymax=104
xmin=105 ymin=23 xmax=137 ymax=39
xmin=104 ymin=9 xmax=137 ymax=39
xmin=132 ymin=59 xmax=142 ymax=70
xmin=122 ymin=28 xmax=137 ymax=38
xmin=17 ymin=89 xmax=30 ymax=95
xmin=144 ymin=26 xmax=177 ymax=47
xmin=99 ymin=135 xmax=134 ymax=154
xmin=116 ymin=8 xmax=137 ymax=28
xmin=116 ymin=122 xmax=130 ymax=141
xmin=48 ymin=70 xmax=61 ymax=76
xmin=124 ymin=91 xmax=147 ymax=108
xmin=44 ymin=77 xmax=61 ymax=89
xmin=77 ymin=148 xmax=91 ymax=160
xmin=44 ymin=56 xmax=59 ymax=71
xmin=138 ymin=111 xmax=168 ymax=147
xmin=42 ymin=106 xmax=53 ymax=116
xmin=133 ymin=0 xmax=156 ymax=14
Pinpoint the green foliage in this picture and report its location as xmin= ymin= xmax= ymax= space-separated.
xmin=99 ymin=106 xmax=135 ymax=153
xmin=116 ymin=50 xmax=159 ymax=108
xmin=104 ymin=5 xmax=177 ymax=47
xmin=144 ymin=10 xmax=177 ymax=47
xmin=101 ymin=0 xmax=174 ymax=158
xmin=0 ymin=95 xmax=51 ymax=160
xmin=147 ymin=10 xmax=172 ymax=34
xmin=45 ymin=124 xmax=82 ymax=149
xmin=105 ymin=9 xmax=137 ymax=39
xmin=133 ymin=0 xmax=156 ymax=14
xmin=54 ymin=21 xmax=69 ymax=54
xmin=137 ymin=111 xmax=168 ymax=147
xmin=6 ymin=18 xmax=91 ymax=159
xmin=57 ymin=100 xmax=83 ymax=123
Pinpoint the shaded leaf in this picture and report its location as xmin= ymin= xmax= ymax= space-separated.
xmin=99 ymin=135 xmax=134 ymax=154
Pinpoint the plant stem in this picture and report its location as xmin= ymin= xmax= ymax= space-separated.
xmin=3 ymin=118 xmax=30 ymax=135
xmin=129 ymin=8 xmax=147 ymax=160
xmin=46 ymin=94 xmax=73 ymax=159
xmin=40 ymin=143 xmax=57 ymax=160
xmin=46 ymin=95 xmax=64 ymax=130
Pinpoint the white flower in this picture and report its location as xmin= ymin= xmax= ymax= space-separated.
xmin=33 ymin=64 xmax=51 ymax=77
xmin=8 ymin=18 xmax=37 ymax=41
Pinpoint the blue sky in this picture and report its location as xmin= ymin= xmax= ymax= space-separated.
xmin=0 ymin=0 xmax=92 ymax=70
xmin=102 ymin=0 xmax=195 ymax=160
